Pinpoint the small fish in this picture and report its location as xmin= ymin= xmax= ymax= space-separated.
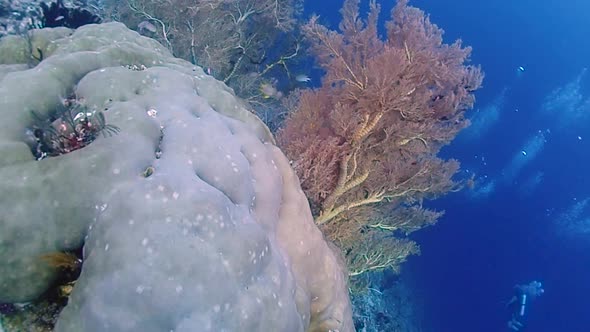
xmin=295 ymin=74 xmax=311 ymax=83
xmin=516 ymin=66 xmax=526 ymax=78
xmin=260 ymin=83 xmax=282 ymax=99
xmin=138 ymin=21 xmax=157 ymax=33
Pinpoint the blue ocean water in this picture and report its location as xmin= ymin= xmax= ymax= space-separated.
xmin=306 ymin=1 xmax=590 ymax=331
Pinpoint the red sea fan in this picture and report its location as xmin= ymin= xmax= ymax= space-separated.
xmin=277 ymin=0 xmax=483 ymax=278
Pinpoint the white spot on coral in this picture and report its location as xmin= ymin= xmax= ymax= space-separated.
xmin=165 ymin=217 xmax=172 ymax=223
xmin=145 ymin=194 xmax=152 ymax=199
xmin=172 ymin=192 xmax=180 ymax=200
xmin=104 ymin=243 xmax=109 ymax=251
xmin=187 ymin=159 xmax=193 ymax=165
xmin=142 ymin=238 xmax=149 ymax=246
xmin=135 ymin=285 xmax=145 ymax=294
xmin=158 ymin=185 xmax=165 ymax=191
xmin=225 ymin=154 xmax=232 ymax=160
xmin=233 ymin=167 xmax=239 ymax=172
xmin=112 ymin=168 xmax=120 ymax=175
xmin=129 ymin=219 xmax=135 ymax=225
xmin=196 ymin=214 xmax=204 ymax=221
xmin=213 ymin=305 xmax=221 ymax=313
xmin=147 ymin=109 xmax=157 ymax=118
xmin=175 ymin=285 xmax=183 ymax=293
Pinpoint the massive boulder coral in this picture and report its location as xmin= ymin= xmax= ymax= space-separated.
xmin=0 ymin=22 xmax=354 ymax=331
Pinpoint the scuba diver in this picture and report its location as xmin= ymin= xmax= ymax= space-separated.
xmin=506 ymin=280 xmax=545 ymax=331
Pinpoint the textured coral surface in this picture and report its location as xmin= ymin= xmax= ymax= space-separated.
xmin=0 ymin=22 xmax=353 ymax=332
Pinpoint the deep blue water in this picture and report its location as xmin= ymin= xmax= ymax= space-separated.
xmin=307 ymin=1 xmax=590 ymax=331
